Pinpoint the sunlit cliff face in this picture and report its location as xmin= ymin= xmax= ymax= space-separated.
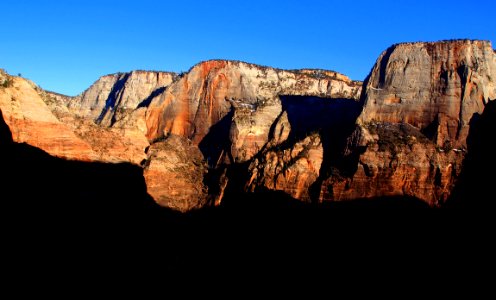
xmin=1 ymin=40 xmax=494 ymax=211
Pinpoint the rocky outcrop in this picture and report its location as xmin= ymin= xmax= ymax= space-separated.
xmin=320 ymin=40 xmax=496 ymax=206
xmin=246 ymin=133 xmax=323 ymax=201
xmin=0 ymin=70 xmax=155 ymax=164
xmin=68 ymin=70 xmax=177 ymax=127
xmin=145 ymin=60 xmax=361 ymax=163
xmin=359 ymin=40 xmax=496 ymax=148
xmin=0 ymin=71 xmax=97 ymax=160
xmin=2 ymin=40 xmax=494 ymax=211
xmin=143 ymin=135 xmax=208 ymax=212
xmin=141 ymin=61 xmax=361 ymax=209
xmin=317 ymin=123 xmax=464 ymax=206
xmin=238 ymin=40 xmax=496 ymax=207
xmin=38 ymin=82 xmax=149 ymax=164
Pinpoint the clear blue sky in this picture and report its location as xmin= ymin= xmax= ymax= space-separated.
xmin=1 ymin=0 xmax=495 ymax=96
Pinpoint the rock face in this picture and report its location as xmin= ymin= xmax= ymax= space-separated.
xmin=69 ymin=70 xmax=177 ymax=126
xmin=0 ymin=70 xmax=97 ymax=160
xmin=143 ymin=135 xmax=208 ymax=212
xmin=145 ymin=60 xmax=361 ymax=161
xmin=328 ymin=40 xmax=496 ymax=205
xmin=246 ymin=133 xmax=323 ymax=201
xmin=1 ymin=40 xmax=495 ymax=211
xmin=317 ymin=123 xmax=464 ymax=206
xmin=140 ymin=61 xmax=361 ymax=210
xmin=359 ymin=40 xmax=496 ymax=148
xmin=1 ymin=63 xmax=360 ymax=211
xmin=41 ymin=84 xmax=150 ymax=164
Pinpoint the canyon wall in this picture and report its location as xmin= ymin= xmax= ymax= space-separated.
xmin=1 ymin=39 xmax=494 ymax=211
xmin=334 ymin=40 xmax=496 ymax=205
xmin=0 ymin=70 xmax=97 ymax=161
xmin=359 ymin=40 xmax=496 ymax=147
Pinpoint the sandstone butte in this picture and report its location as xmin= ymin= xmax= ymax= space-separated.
xmin=1 ymin=39 xmax=494 ymax=212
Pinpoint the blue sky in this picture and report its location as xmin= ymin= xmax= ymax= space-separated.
xmin=1 ymin=0 xmax=495 ymax=96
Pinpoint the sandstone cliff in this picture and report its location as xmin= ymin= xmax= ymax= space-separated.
xmin=0 ymin=70 xmax=97 ymax=160
xmin=0 ymin=63 xmax=360 ymax=211
xmin=1 ymin=39 xmax=494 ymax=211
xmin=328 ymin=40 xmax=496 ymax=205
xmin=359 ymin=40 xmax=496 ymax=147
xmin=246 ymin=132 xmax=323 ymax=201
xmin=69 ymin=70 xmax=177 ymax=127
xmin=141 ymin=61 xmax=361 ymax=209
xmin=143 ymin=135 xmax=208 ymax=212
xmin=239 ymin=40 xmax=496 ymax=207
xmin=145 ymin=60 xmax=361 ymax=162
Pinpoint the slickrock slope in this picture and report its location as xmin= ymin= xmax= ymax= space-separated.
xmin=0 ymin=70 xmax=97 ymax=160
xmin=40 ymin=87 xmax=150 ymax=164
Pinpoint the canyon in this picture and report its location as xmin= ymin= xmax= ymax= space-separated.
xmin=1 ymin=39 xmax=495 ymax=213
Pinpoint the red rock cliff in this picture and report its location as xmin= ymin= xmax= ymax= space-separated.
xmin=0 ymin=70 xmax=97 ymax=161
xmin=323 ymin=40 xmax=496 ymax=206
xmin=359 ymin=40 xmax=496 ymax=147
xmin=2 ymin=40 xmax=494 ymax=211
xmin=145 ymin=60 xmax=361 ymax=163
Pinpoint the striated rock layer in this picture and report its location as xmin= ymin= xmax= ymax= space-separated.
xmin=1 ymin=63 xmax=361 ymax=211
xmin=326 ymin=40 xmax=496 ymax=205
xmin=0 ymin=70 xmax=97 ymax=161
xmin=145 ymin=60 xmax=361 ymax=163
xmin=143 ymin=135 xmax=208 ymax=212
xmin=246 ymin=133 xmax=323 ymax=201
xmin=69 ymin=70 xmax=177 ymax=126
xmin=140 ymin=61 xmax=361 ymax=209
xmin=359 ymin=40 xmax=496 ymax=147
xmin=1 ymin=39 xmax=495 ymax=211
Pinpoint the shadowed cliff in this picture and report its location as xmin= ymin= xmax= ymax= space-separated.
xmin=1 ymin=108 xmax=486 ymax=281
xmin=0 ymin=110 xmax=181 ymax=236
xmin=448 ymin=100 xmax=496 ymax=210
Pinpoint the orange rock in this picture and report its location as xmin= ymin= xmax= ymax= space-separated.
xmin=0 ymin=74 xmax=97 ymax=161
xmin=143 ymin=135 xmax=208 ymax=212
xmin=359 ymin=40 xmax=496 ymax=148
xmin=146 ymin=60 xmax=361 ymax=163
xmin=247 ymin=133 xmax=323 ymax=201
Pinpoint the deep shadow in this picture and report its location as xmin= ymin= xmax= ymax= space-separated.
xmin=421 ymin=114 xmax=440 ymax=141
xmin=1 ymin=108 xmax=483 ymax=279
xmin=198 ymin=108 xmax=235 ymax=201
xmin=448 ymin=100 xmax=496 ymax=211
xmin=378 ymin=45 xmax=395 ymax=88
xmin=279 ymin=96 xmax=363 ymax=202
xmin=0 ymin=110 xmax=13 ymax=144
xmin=280 ymin=96 xmax=362 ymax=174
xmin=198 ymin=107 xmax=234 ymax=167
xmin=96 ymin=72 xmax=130 ymax=124
xmin=0 ymin=110 xmax=186 ymax=248
xmin=136 ymin=86 xmax=167 ymax=108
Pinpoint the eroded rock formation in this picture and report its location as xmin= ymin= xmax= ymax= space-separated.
xmin=145 ymin=60 xmax=361 ymax=162
xmin=0 ymin=70 xmax=97 ymax=160
xmin=69 ymin=70 xmax=177 ymax=126
xmin=143 ymin=135 xmax=208 ymax=212
xmin=1 ymin=39 xmax=494 ymax=211
xmin=330 ymin=40 xmax=496 ymax=205
xmin=359 ymin=40 xmax=496 ymax=147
